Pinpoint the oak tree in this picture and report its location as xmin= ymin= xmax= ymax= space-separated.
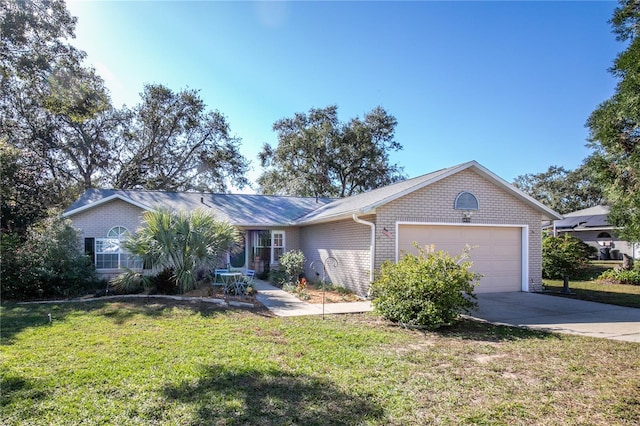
xmin=258 ymin=105 xmax=404 ymax=198
xmin=513 ymin=163 xmax=604 ymax=214
xmin=113 ymin=84 xmax=249 ymax=192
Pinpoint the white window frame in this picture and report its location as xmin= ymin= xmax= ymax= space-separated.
xmin=271 ymin=230 xmax=285 ymax=264
xmin=252 ymin=230 xmax=286 ymax=265
xmin=95 ymin=227 xmax=141 ymax=270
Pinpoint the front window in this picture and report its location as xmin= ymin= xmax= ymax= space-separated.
xmin=251 ymin=230 xmax=286 ymax=264
xmin=272 ymin=231 xmax=285 ymax=263
xmin=95 ymin=227 xmax=141 ymax=270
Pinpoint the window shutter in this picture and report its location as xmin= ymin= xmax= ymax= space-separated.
xmin=84 ymin=238 xmax=95 ymax=265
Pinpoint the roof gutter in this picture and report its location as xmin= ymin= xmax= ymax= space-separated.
xmin=352 ymin=213 xmax=375 ymax=284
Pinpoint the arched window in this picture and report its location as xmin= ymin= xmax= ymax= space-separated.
xmin=94 ymin=226 xmax=140 ymax=270
xmin=597 ymin=232 xmax=612 ymax=239
xmin=454 ymin=191 xmax=479 ymax=210
xmin=107 ymin=226 xmax=130 ymax=239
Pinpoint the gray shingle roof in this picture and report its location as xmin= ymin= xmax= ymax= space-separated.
xmin=293 ymin=164 xmax=459 ymax=224
xmin=64 ymin=160 xmax=562 ymax=227
xmin=294 ymin=160 xmax=562 ymax=223
xmin=64 ymin=189 xmax=334 ymax=227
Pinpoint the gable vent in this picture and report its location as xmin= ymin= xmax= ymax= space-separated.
xmin=454 ymin=191 xmax=479 ymax=210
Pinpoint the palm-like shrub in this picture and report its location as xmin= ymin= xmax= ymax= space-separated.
xmin=120 ymin=209 xmax=240 ymax=293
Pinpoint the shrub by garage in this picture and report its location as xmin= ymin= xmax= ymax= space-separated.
xmin=371 ymin=245 xmax=481 ymax=330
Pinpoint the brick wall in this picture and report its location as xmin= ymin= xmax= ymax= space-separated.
xmin=299 ymin=217 xmax=372 ymax=296
xmin=375 ymin=168 xmax=544 ymax=292
xmin=69 ymin=199 xmax=146 ymax=240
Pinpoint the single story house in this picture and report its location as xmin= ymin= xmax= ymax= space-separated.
xmin=551 ymin=205 xmax=639 ymax=260
xmin=63 ymin=161 xmax=561 ymax=295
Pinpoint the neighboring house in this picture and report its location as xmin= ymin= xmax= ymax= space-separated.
xmin=551 ymin=205 xmax=639 ymax=260
xmin=63 ymin=161 xmax=561 ymax=295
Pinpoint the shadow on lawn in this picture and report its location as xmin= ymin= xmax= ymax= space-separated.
xmin=432 ymin=319 xmax=558 ymax=342
xmin=544 ymin=287 xmax=640 ymax=309
xmin=161 ymin=364 xmax=386 ymax=425
xmin=0 ymin=374 xmax=49 ymax=409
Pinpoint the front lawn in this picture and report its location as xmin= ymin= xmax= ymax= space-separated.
xmin=2 ymin=299 xmax=638 ymax=425
xmin=543 ymin=279 xmax=640 ymax=308
xmin=543 ymin=261 xmax=640 ymax=308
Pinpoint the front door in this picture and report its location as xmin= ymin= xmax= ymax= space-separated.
xmin=250 ymin=230 xmax=271 ymax=274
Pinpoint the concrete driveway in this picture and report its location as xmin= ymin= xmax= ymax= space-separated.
xmin=472 ymin=292 xmax=640 ymax=343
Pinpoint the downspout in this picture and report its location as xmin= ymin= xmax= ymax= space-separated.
xmin=352 ymin=213 xmax=375 ymax=284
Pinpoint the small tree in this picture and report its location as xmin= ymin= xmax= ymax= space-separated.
xmin=542 ymin=234 xmax=591 ymax=279
xmin=371 ymin=245 xmax=480 ymax=330
xmin=121 ymin=209 xmax=240 ymax=293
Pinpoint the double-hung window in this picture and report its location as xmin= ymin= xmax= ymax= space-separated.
xmin=251 ymin=230 xmax=286 ymax=264
xmin=272 ymin=231 xmax=285 ymax=263
xmin=93 ymin=227 xmax=141 ymax=270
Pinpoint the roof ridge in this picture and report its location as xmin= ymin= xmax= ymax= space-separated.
xmin=92 ymin=188 xmax=335 ymax=201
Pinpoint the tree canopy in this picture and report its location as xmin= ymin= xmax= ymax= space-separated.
xmin=512 ymin=163 xmax=605 ymax=215
xmin=257 ymin=105 xmax=405 ymax=198
xmin=113 ymin=84 xmax=249 ymax=192
xmin=1 ymin=0 xmax=250 ymax=234
xmin=1 ymin=0 xmax=93 ymax=219
xmin=586 ymin=0 xmax=640 ymax=242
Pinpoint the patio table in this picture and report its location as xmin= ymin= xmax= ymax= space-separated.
xmin=220 ymin=272 xmax=244 ymax=295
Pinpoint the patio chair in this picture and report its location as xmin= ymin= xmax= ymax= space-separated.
xmin=244 ymin=269 xmax=255 ymax=284
xmin=213 ymin=268 xmax=228 ymax=288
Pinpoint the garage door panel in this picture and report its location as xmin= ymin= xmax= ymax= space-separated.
xmin=468 ymin=245 xmax=493 ymax=257
xmin=491 ymin=228 xmax=519 ymax=240
xmin=398 ymin=225 xmax=522 ymax=293
xmin=491 ymin=246 xmax=521 ymax=260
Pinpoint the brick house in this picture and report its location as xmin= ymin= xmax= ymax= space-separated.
xmin=63 ymin=161 xmax=561 ymax=296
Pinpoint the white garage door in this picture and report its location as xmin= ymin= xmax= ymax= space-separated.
xmin=397 ymin=225 xmax=523 ymax=293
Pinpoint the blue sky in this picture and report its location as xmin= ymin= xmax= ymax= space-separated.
xmin=66 ymin=1 xmax=621 ymax=192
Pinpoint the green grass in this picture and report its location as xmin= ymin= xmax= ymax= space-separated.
xmin=544 ymin=261 xmax=640 ymax=308
xmin=543 ymin=279 xmax=640 ymax=308
xmin=2 ymin=299 xmax=639 ymax=425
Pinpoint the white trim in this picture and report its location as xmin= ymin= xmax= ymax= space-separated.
xmin=521 ymin=226 xmax=529 ymax=292
xmin=395 ymin=221 xmax=529 ymax=292
xmin=556 ymin=227 xmax=619 ymax=232
xmin=272 ymin=230 xmax=285 ymax=264
xmin=63 ymin=194 xmax=152 ymax=217
xmin=366 ymin=161 xmax=562 ymax=221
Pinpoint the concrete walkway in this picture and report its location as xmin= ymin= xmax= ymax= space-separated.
xmin=252 ymin=279 xmax=373 ymax=317
xmin=255 ymin=280 xmax=640 ymax=343
xmin=471 ymin=292 xmax=640 ymax=343
xmin=21 ymin=280 xmax=637 ymax=342
xmin=253 ymin=281 xmax=639 ymax=343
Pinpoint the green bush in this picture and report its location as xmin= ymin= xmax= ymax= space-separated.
xmin=598 ymin=268 xmax=640 ymax=285
xmin=542 ymin=234 xmax=591 ymax=279
xmin=371 ymin=245 xmax=480 ymax=330
xmin=278 ymin=249 xmax=306 ymax=284
xmin=1 ymin=216 xmax=98 ymax=300
xmin=268 ymin=269 xmax=287 ymax=288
